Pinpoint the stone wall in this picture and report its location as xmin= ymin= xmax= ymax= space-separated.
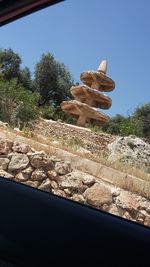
xmin=0 ymin=137 xmax=150 ymax=227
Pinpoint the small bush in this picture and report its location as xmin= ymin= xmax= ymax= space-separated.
xmin=101 ymin=114 xmax=143 ymax=137
xmin=119 ymin=118 xmax=143 ymax=136
xmin=101 ymin=114 xmax=125 ymax=135
xmin=40 ymin=105 xmax=57 ymax=120
xmin=0 ymin=79 xmax=39 ymax=128
xmin=41 ymin=104 xmax=76 ymax=124
xmin=133 ymin=103 xmax=150 ymax=140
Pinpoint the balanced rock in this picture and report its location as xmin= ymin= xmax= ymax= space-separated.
xmin=61 ymin=60 xmax=115 ymax=127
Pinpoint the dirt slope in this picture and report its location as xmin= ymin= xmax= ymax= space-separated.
xmin=30 ymin=119 xmax=115 ymax=154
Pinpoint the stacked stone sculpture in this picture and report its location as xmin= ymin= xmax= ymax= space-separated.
xmin=61 ymin=60 xmax=115 ymax=127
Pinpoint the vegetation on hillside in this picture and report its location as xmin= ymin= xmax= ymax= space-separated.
xmin=0 ymin=79 xmax=39 ymax=128
xmin=0 ymin=48 xmax=150 ymax=141
xmin=101 ymin=104 xmax=150 ymax=140
xmin=0 ymin=48 xmax=74 ymax=128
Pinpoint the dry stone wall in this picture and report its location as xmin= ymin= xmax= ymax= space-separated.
xmin=0 ymin=137 xmax=150 ymax=227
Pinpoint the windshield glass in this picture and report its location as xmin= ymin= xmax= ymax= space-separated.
xmin=0 ymin=0 xmax=150 ymax=228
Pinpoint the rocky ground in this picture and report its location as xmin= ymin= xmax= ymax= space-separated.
xmin=29 ymin=119 xmax=150 ymax=178
xmin=108 ymin=135 xmax=150 ymax=174
xmin=30 ymin=119 xmax=115 ymax=154
xmin=0 ymin=137 xmax=150 ymax=227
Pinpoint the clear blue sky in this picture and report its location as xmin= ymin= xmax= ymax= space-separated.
xmin=0 ymin=0 xmax=150 ymax=117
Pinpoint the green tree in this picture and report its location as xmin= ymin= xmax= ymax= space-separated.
xmin=119 ymin=118 xmax=143 ymax=136
xmin=20 ymin=67 xmax=33 ymax=91
xmin=0 ymin=48 xmax=33 ymax=91
xmin=0 ymin=48 xmax=21 ymax=80
xmin=56 ymin=62 xmax=73 ymax=103
xmin=0 ymin=79 xmax=39 ymax=128
xmin=102 ymin=114 xmax=125 ymax=134
xmin=133 ymin=103 xmax=150 ymax=139
xmin=34 ymin=53 xmax=74 ymax=105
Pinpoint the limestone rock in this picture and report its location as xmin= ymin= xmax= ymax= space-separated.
xmin=108 ymin=136 xmax=150 ymax=173
xmin=51 ymin=180 xmax=58 ymax=189
xmin=28 ymin=150 xmax=46 ymax=159
xmin=81 ymin=173 xmax=95 ymax=186
xmin=28 ymin=151 xmax=54 ymax=170
xmin=58 ymin=174 xmax=83 ymax=192
xmin=31 ymin=169 xmax=47 ymax=181
xmin=80 ymin=68 xmax=115 ymax=91
xmin=22 ymin=166 xmax=33 ymax=179
xmin=8 ymin=154 xmax=29 ymax=172
xmin=102 ymin=203 xmax=109 ymax=212
xmin=109 ymin=204 xmax=120 ymax=217
xmin=12 ymin=141 xmax=31 ymax=154
xmin=52 ymin=189 xmax=66 ymax=198
xmin=0 ymin=139 xmax=13 ymax=155
xmin=116 ymin=191 xmax=140 ymax=214
xmin=144 ymin=214 xmax=150 ymax=227
xmin=98 ymin=60 xmax=107 ymax=74
xmin=123 ymin=211 xmax=133 ymax=221
xmin=50 ymin=156 xmax=61 ymax=163
xmin=64 ymin=188 xmax=72 ymax=196
xmin=57 ymin=171 xmax=88 ymax=193
xmin=15 ymin=172 xmax=29 ymax=181
xmin=7 ymin=152 xmax=16 ymax=160
xmin=0 ymin=169 xmax=14 ymax=179
xmin=23 ymin=180 xmax=40 ymax=188
xmin=0 ymin=158 xmax=10 ymax=170
xmin=72 ymin=194 xmax=86 ymax=204
xmin=47 ymin=170 xmax=58 ymax=180
xmin=61 ymin=100 xmax=110 ymax=127
xmin=136 ymin=210 xmax=148 ymax=224
xmin=55 ymin=161 xmax=72 ymax=175
xmin=38 ymin=178 xmax=51 ymax=192
xmin=0 ymin=121 xmax=8 ymax=128
xmin=111 ymin=188 xmax=120 ymax=197
xmin=83 ymin=183 xmax=113 ymax=207
xmin=13 ymin=127 xmax=21 ymax=132
xmin=70 ymin=85 xmax=112 ymax=110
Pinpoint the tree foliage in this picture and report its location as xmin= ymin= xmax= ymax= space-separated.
xmin=34 ymin=53 xmax=73 ymax=105
xmin=0 ymin=48 xmax=32 ymax=91
xmin=0 ymin=48 xmax=21 ymax=80
xmin=133 ymin=103 xmax=150 ymax=139
xmin=0 ymin=79 xmax=39 ymax=128
xmin=20 ymin=67 xmax=32 ymax=91
xmin=0 ymin=48 xmax=76 ymax=127
xmin=102 ymin=114 xmax=125 ymax=134
xmin=101 ymin=109 xmax=147 ymax=139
